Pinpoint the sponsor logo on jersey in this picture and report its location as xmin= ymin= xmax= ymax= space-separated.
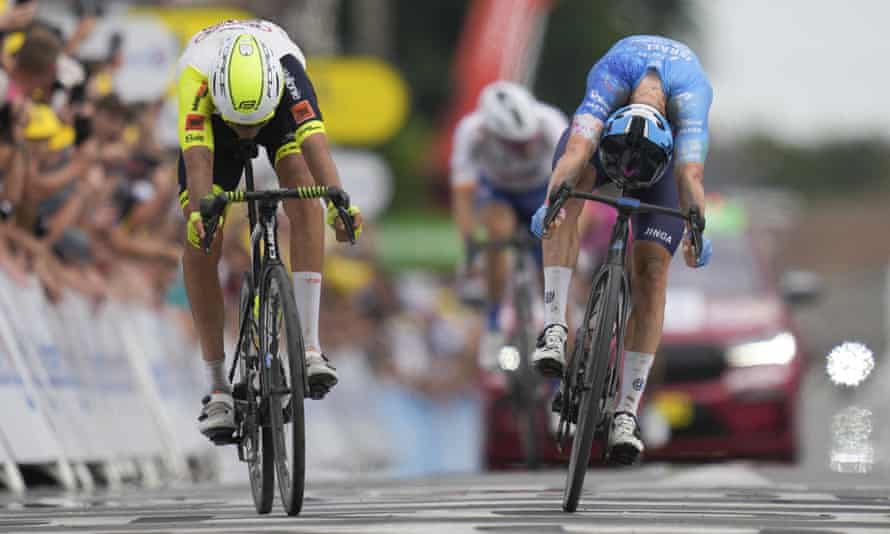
xmin=645 ymin=42 xmax=693 ymax=60
xmin=284 ymin=71 xmax=301 ymax=101
xmin=291 ymin=100 xmax=316 ymax=122
xmin=185 ymin=114 xmax=205 ymax=131
xmin=544 ymin=290 xmax=555 ymax=304
xmin=185 ymin=133 xmax=205 ymax=143
xmin=237 ymin=100 xmax=258 ymax=111
xmin=191 ymin=81 xmax=208 ymax=112
xmin=643 ymin=226 xmax=672 ymax=244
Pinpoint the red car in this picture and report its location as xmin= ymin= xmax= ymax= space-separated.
xmin=643 ymin=226 xmax=815 ymax=462
xmin=483 ymin=200 xmax=817 ymax=468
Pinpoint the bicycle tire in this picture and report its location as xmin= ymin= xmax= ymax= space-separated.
xmin=259 ymin=264 xmax=306 ymax=516
xmin=563 ymin=266 xmax=622 ymax=513
xmin=240 ymin=273 xmax=275 ymax=515
xmin=513 ymin=277 xmax=539 ymax=470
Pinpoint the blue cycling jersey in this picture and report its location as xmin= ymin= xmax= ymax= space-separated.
xmin=576 ymin=35 xmax=713 ymax=164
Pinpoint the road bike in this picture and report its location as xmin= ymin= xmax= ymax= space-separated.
xmin=199 ymin=140 xmax=356 ymax=515
xmin=469 ymin=230 xmax=543 ymax=469
xmin=543 ymin=182 xmax=703 ymax=512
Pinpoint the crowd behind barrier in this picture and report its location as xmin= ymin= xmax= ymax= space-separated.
xmin=0 ymin=3 xmax=486 ymax=492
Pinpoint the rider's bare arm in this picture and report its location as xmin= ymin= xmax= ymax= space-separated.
xmin=451 ymin=183 xmax=477 ymax=241
xmin=182 ymin=146 xmax=213 ymax=242
xmin=548 ymin=114 xmax=602 ymax=195
xmin=676 ymin=161 xmax=706 ymax=267
xmin=676 ymin=162 xmax=705 ymax=214
xmin=299 ymin=133 xmax=343 ymax=190
xmin=299 ymin=134 xmax=363 ymax=241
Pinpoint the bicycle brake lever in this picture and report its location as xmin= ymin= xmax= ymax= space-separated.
xmin=687 ymin=206 xmax=705 ymax=260
xmin=199 ymin=193 xmax=227 ymax=254
xmin=336 ymin=205 xmax=356 ymax=244
xmin=543 ymin=183 xmax=572 ymax=230
xmin=201 ymin=218 xmax=218 ymax=254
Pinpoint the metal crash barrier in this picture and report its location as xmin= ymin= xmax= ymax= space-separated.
xmin=0 ymin=272 xmax=211 ymax=494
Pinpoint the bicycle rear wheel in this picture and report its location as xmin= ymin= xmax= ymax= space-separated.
xmin=259 ymin=264 xmax=306 ymax=516
xmin=563 ymin=267 xmax=621 ymax=513
xmin=239 ymin=273 xmax=275 ymax=515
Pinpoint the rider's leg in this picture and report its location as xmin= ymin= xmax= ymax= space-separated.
xmin=277 ymin=153 xmax=324 ymax=352
xmin=618 ymin=241 xmax=671 ymax=415
xmin=476 ymin=201 xmax=516 ymax=368
xmin=480 ymin=201 xmax=516 ymax=331
xmin=533 ymin=163 xmax=598 ymax=376
xmin=541 ymin=163 xmax=597 ymax=326
xmin=182 ymin=217 xmax=228 ymax=391
xmin=276 ymin=152 xmax=338 ymax=393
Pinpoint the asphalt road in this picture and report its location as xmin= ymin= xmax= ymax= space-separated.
xmin=2 ymin=465 xmax=890 ymax=533
xmin=2 ymin=366 xmax=889 ymax=533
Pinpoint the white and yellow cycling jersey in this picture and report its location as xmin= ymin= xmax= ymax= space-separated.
xmin=175 ymin=19 xmax=318 ymax=154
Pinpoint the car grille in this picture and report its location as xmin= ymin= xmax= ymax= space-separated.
xmin=658 ymin=344 xmax=727 ymax=383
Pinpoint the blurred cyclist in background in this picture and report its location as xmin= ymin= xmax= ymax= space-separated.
xmin=450 ymin=81 xmax=567 ymax=368
xmin=175 ymin=19 xmax=362 ymax=441
xmin=530 ymin=35 xmax=714 ymax=465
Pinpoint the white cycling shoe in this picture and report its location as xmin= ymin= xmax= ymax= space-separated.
xmin=532 ymin=324 xmax=568 ymax=377
xmin=198 ymin=391 xmax=236 ymax=443
xmin=305 ymin=350 xmax=338 ymax=399
xmin=608 ymin=411 xmax=644 ymax=466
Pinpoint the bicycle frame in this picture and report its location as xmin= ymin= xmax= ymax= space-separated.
xmin=228 ymin=154 xmax=284 ymax=386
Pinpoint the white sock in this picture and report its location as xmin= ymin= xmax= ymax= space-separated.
xmin=617 ymin=351 xmax=655 ymax=415
xmin=292 ymin=272 xmax=322 ymax=352
xmin=206 ymin=357 xmax=230 ymax=393
xmin=543 ymin=266 xmax=572 ymax=327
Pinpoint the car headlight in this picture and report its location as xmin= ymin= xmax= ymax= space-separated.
xmin=726 ymin=332 xmax=797 ymax=367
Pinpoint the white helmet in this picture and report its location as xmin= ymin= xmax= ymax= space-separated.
xmin=209 ymin=33 xmax=283 ymax=125
xmin=478 ymin=81 xmax=540 ymax=142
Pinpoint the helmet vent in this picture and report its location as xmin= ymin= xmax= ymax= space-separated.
xmin=510 ymin=108 xmax=524 ymax=128
xmin=627 ymin=115 xmax=646 ymax=146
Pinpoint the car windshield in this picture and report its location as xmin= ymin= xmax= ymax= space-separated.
xmin=668 ymin=234 xmax=763 ymax=295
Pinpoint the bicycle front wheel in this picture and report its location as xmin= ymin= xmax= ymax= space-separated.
xmin=259 ymin=264 xmax=307 ymax=516
xmin=563 ymin=267 xmax=621 ymax=513
xmin=237 ymin=272 xmax=275 ymax=514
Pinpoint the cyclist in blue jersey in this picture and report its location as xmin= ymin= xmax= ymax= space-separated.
xmin=529 ymin=35 xmax=714 ymax=464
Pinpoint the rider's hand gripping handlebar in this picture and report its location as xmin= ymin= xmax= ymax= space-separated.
xmin=686 ymin=205 xmax=706 ymax=262
xmin=325 ymin=187 xmax=357 ymax=245
xmin=199 ymin=192 xmax=229 ymax=254
xmin=542 ymin=182 xmax=573 ymax=233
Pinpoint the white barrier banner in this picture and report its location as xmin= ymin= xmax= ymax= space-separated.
xmin=0 ymin=275 xmax=69 ymax=466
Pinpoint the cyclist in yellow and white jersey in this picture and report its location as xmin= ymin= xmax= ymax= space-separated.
xmin=176 ymin=19 xmax=362 ymax=440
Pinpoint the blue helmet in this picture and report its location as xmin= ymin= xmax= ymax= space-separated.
xmin=598 ymin=104 xmax=673 ymax=189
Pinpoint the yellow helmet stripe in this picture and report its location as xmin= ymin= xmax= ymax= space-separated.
xmin=226 ymin=34 xmax=265 ymax=116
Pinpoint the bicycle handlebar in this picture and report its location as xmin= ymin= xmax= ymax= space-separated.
xmin=464 ymin=230 xmax=539 ymax=271
xmin=199 ymin=185 xmax=357 ymax=253
xmin=543 ymin=182 xmax=705 ymax=259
